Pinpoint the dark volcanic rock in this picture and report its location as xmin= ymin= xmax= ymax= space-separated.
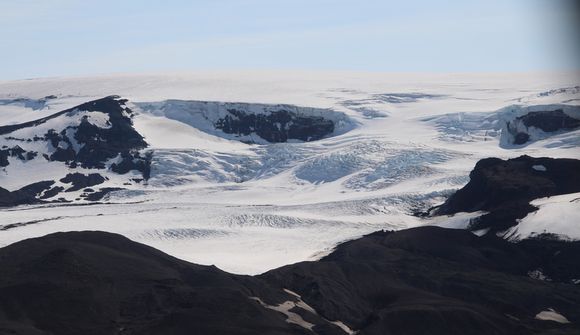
xmin=60 ymin=173 xmax=106 ymax=192
xmin=72 ymin=97 xmax=147 ymax=169
xmin=39 ymin=186 xmax=65 ymax=199
xmin=0 ymin=97 xmax=153 ymax=207
xmin=434 ymin=156 xmax=580 ymax=233
xmin=262 ymin=226 xmax=580 ymax=335
xmin=513 ymin=132 xmax=530 ymax=145
xmin=0 ymin=149 xmax=8 ymax=167
xmin=519 ymin=110 xmax=580 ymax=133
xmin=0 ymin=187 xmax=35 ymax=207
xmin=215 ymin=109 xmax=335 ymax=143
xmin=0 ymin=181 xmax=54 ymax=207
xmin=80 ymin=187 xmax=124 ymax=201
xmin=0 ymin=231 xmax=311 ymax=335
xmin=0 ymin=172 xmax=110 ymax=206
xmin=1 ymin=228 xmax=579 ymax=335
xmin=0 ymin=146 xmax=37 ymax=167
xmin=110 ymin=151 xmax=152 ymax=179
xmin=0 ymin=96 xmax=150 ymax=177
xmin=505 ymin=109 xmax=580 ymax=146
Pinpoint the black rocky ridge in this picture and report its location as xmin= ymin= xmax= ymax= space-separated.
xmin=60 ymin=172 xmax=106 ymax=192
xmin=0 ymin=181 xmax=56 ymax=207
xmin=0 ymin=96 xmax=149 ymax=171
xmin=0 ymin=96 xmax=151 ymax=207
xmin=433 ymin=155 xmax=580 ymax=234
xmin=0 ymin=145 xmax=37 ymax=167
xmin=0 ymin=231 xmax=317 ymax=335
xmin=1 ymin=227 xmax=579 ymax=335
xmin=214 ymin=109 xmax=335 ymax=143
xmin=263 ymin=227 xmax=580 ymax=335
xmin=505 ymin=109 xmax=580 ymax=145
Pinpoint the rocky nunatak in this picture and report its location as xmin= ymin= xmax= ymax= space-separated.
xmin=0 ymin=96 xmax=151 ymax=207
xmin=214 ymin=108 xmax=335 ymax=143
xmin=433 ymin=155 xmax=580 ymax=234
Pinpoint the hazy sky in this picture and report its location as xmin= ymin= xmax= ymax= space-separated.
xmin=1 ymin=0 xmax=579 ymax=80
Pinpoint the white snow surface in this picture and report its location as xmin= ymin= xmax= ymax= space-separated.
xmin=0 ymin=71 xmax=579 ymax=274
xmin=534 ymin=308 xmax=571 ymax=324
xmin=505 ymin=193 xmax=580 ymax=241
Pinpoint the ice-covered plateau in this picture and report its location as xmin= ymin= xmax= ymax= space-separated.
xmin=0 ymin=72 xmax=579 ymax=275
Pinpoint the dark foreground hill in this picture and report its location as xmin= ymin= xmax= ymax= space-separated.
xmin=1 ymin=227 xmax=579 ymax=335
xmin=433 ymin=155 xmax=580 ymax=234
xmin=0 ymin=231 xmax=313 ymax=335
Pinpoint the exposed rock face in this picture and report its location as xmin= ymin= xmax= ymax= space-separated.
xmin=263 ymin=227 xmax=580 ymax=335
xmin=80 ymin=187 xmax=124 ymax=201
xmin=263 ymin=227 xmax=580 ymax=334
xmin=0 ymin=96 xmax=149 ymax=173
xmin=1 ymin=228 xmax=579 ymax=335
xmin=136 ymin=100 xmax=350 ymax=144
xmin=60 ymin=173 xmax=106 ymax=192
xmin=0 ymin=96 xmax=152 ymax=206
xmin=110 ymin=151 xmax=152 ymax=179
xmin=504 ymin=109 xmax=580 ymax=146
xmin=519 ymin=110 xmax=580 ymax=133
xmin=0 ymin=146 xmax=36 ymax=167
xmin=0 ymin=231 xmax=318 ymax=335
xmin=215 ymin=109 xmax=335 ymax=143
xmin=434 ymin=156 xmax=580 ymax=233
xmin=71 ymin=98 xmax=147 ymax=168
xmin=0 ymin=181 xmax=54 ymax=207
xmin=47 ymin=96 xmax=147 ymax=169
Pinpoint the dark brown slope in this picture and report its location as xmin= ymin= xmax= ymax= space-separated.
xmin=1 ymin=227 xmax=579 ymax=335
xmin=0 ymin=231 xmax=313 ymax=335
xmin=261 ymin=227 xmax=580 ymax=335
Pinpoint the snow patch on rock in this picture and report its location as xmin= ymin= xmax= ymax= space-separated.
xmin=532 ymin=164 xmax=547 ymax=171
xmin=535 ymin=308 xmax=571 ymax=324
xmin=505 ymin=193 xmax=580 ymax=241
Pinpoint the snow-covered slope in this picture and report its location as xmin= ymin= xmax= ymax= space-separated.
xmin=505 ymin=192 xmax=580 ymax=241
xmin=0 ymin=71 xmax=579 ymax=274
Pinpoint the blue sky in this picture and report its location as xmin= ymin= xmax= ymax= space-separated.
xmin=1 ymin=0 xmax=579 ymax=79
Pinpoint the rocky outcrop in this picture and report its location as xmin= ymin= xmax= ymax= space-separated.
xmin=60 ymin=173 xmax=106 ymax=192
xmin=518 ymin=110 xmax=580 ymax=133
xmin=0 ymin=97 xmax=153 ymax=206
xmin=0 ymin=96 xmax=150 ymax=175
xmin=80 ymin=187 xmax=124 ymax=201
xmin=502 ymin=108 xmax=580 ymax=146
xmin=0 ymin=181 xmax=54 ymax=207
xmin=43 ymin=96 xmax=148 ymax=169
xmin=136 ymin=100 xmax=352 ymax=144
xmin=71 ymin=97 xmax=147 ymax=168
xmin=434 ymin=156 xmax=580 ymax=233
xmin=0 ymin=146 xmax=37 ymax=167
xmin=263 ymin=226 xmax=580 ymax=335
xmin=215 ymin=109 xmax=335 ymax=143
xmin=1 ymin=228 xmax=579 ymax=334
xmin=0 ymin=231 xmax=320 ymax=335
xmin=110 ymin=151 xmax=152 ymax=179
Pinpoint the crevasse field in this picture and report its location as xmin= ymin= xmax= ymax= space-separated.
xmin=1 ymin=71 xmax=579 ymax=274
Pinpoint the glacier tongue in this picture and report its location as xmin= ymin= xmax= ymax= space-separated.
xmin=0 ymin=72 xmax=579 ymax=274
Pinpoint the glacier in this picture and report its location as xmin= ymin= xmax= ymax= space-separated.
xmin=0 ymin=71 xmax=579 ymax=274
